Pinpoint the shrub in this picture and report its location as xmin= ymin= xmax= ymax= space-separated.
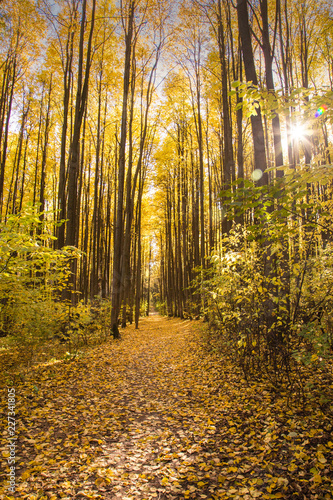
xmin=202 ymin=170 xmax=333 ymax=406
xmin=0 ymin=205 xmax=80 ymax=368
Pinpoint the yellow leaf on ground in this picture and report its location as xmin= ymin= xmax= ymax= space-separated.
xmin=317 ymin=452 xmax=327 ymax=464
xmin=95 ymin=477 xmax=105 ymax=488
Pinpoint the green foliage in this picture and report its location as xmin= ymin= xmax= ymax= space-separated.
xmin=229 ymin=81 xmax=333 ymax=126
xmin=204 ymin=169 xmax=333 ymax=406
xmin=59 ymin=299 xmax=111 ymax=352
xmin=140 ymin=299 xmax=148 ymax=316
xmin=0 ymin=205 xmax=84 ymax=366
xmin=155 ymin=300 xmax=167 ymax=316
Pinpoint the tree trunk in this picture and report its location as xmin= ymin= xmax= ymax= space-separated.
xmin=65 ymin=0 xmax=96 ymax=303
xmin=0 ymin=58 xmax=16 ymax=215
xmin=111 ymin=0 xmax=135 ymax=337
xmin=260 ymin=0 xmax=284 ymax=176
xmin=236 ymin=0 xmax=268 ymax=185
xmin=56 ymin=8 xmax=77 ymax=249
xmin=217 ymin=0 xmax=234 ymax=190
xmin=39 ymin=76 xmax=53 ymax=221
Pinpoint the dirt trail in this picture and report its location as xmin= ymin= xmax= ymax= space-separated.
xmin=4 ymin=315 xmax=238 ymax=499
xmin=90 ymin=315 xmax=220 ymax=499
xmin=91 ymin=315 xmax=232 ymax=498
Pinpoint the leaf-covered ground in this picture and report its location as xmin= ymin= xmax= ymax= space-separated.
xmin=1 ymin=315 xmax=332 ymax=500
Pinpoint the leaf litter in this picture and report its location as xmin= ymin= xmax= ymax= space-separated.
xmin=0 ymin=315 xmax=332 ymax=499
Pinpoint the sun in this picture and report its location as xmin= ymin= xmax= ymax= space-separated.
xmin=290 ymin=122 xmax=307 ymax=141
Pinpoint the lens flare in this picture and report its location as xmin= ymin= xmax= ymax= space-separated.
xmin=251 ymin=169 xmax=263 ymax=181
xmin=315 ymin=105 xmax=327 ymax=118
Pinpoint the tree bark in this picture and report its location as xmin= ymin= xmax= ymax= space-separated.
xmin=56 ymin=4 xmax=77 ymax=249
xmin=65 ymin=0 xmax=96 ymax=303
xmin=260 ymin=0 xmax=284 ymax=176
xmin=111 ymin=0 xmax=136 ymax=337
xmin=236 ymin=0 xmax=268 ymax=185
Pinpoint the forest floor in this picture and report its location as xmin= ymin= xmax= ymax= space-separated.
xmin=0 ymin=315 xmax=332 ymax=500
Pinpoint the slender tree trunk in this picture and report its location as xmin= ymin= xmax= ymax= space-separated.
xmin=0 ymin=58 xmax=16 ymax=215
xmin=11 ymin=98 xmax=30 ymax=214
xmin=91 ymin=66 xmax=103 ymax=300
xmin=217 ymin=0 xmax=234 ymax=190
xmin=146 ymin=239 xmax=152 ymax=316
xmin=121 ymin=52 xmax=136 ymax=327
xmin=260 ymin=0 xmax=284 ymax=176
xmin=57 ymin=9 xmax=77 ymax=249
xmin=236 ymin=0 xmax=267 ymax=185
xmin=39 ymin=76 xmax=53 ymax=221
xmin=236 ymin=42 xmax=244 ymax=182
xmin=65 ymin=0 xmax=96 ymax=303
xmin=135 ymin=174 xmax=143 ymax=329
xmin=33 ymin=85 xmax=44 ymax=208
xmin=299 ymin=7 xmax=312 ymax=166
xmin=18 ymin=132 xmax=29 ymax=213
xmin=111 ymin=0 xmax=135 ymax=337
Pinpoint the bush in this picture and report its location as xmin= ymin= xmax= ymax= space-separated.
xmin=202 ymin=170 xmax=333 ymax=407
xmin=0 ymin=205 xmax=80 ymax=369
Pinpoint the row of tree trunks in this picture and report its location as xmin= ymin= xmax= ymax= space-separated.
xmin=0 ymin=0 xmax=323 ymax=328
xmin=0 ymin=54 xmax=17 ymax=214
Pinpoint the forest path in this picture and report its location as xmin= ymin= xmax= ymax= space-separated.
xmin=9 ymin=315 xmax=245 ymax=500
xmin=3 ymin=315 xmax=330 ymax=500
xmin=89 ymin=315 xmax=224 ymax=499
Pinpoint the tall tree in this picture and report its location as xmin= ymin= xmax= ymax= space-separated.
xmin=110 ymin=0 xmax=136 ymax=337
xmin=259 ymin=0 xmax=284 ymax=175
xmin=65 ymin=0 xmax=96 ymax=301
xmin=236 ymin=0 xmax=268 ymax=184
